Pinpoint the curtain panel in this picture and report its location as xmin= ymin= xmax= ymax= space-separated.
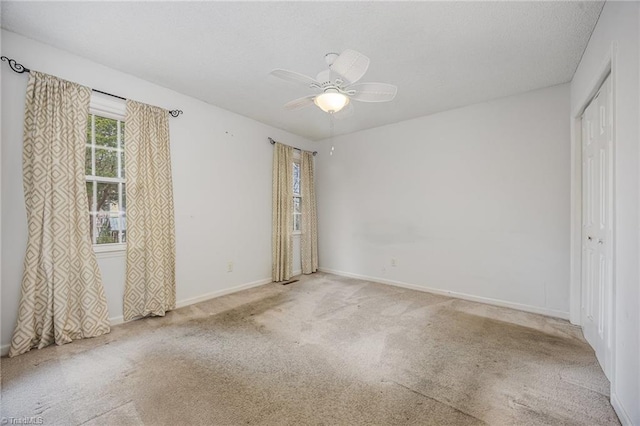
xmin=9 ymin=71 xmax=110 ymax=357
xmin=272 ymin=142 xmax=294 ymax=282
xmin=123 ymin=100 xmax=176 ymax=321
xmin=301 ymin=151 xmax=319 ymax=274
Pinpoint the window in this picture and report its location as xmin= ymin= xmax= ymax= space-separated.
xmin=85 ymin=114 xmax=126 ymax=247
xmin=293 ymin=160 xmax=301 ymax=233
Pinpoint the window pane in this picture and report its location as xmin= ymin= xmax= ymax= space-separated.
xmin=86 ymin=181 xmax=94 ymax=211
xmin=293 ymin=162 xmax=300 ymax=195
xmin=95 ymin=148 xmax=118 ymax=178
xmin=121 ymin=183 xmax=127 ymax=243
xmin=120 ymin=150 xmax=125 ymax=178
xmin=95 ymin=182 xmax=119 ymax=244
xmin=85 ymin=147 xmax=93 ymax=175
xmin=89 ymin=213 xmax=96 ymax=244
xmin=108 ymin=215 xmax=125 ymax=240
xmin=86 ymin=116 xmax=92 ymax=144
xmin=293 ymin=214 xmax=301 ymax=232
xmin=96 ymin=182 xmax=119 ymax=213
xmin=94 ymin=116 xmax=118 ymax=148
xmin=96 ymin=215 xmax=118 ymax=244
xmin=120 ymin=121 xmax=125 ymax=147
xmin=120 ymin=212 xmax=127 ymax=243
xmin=293 ymin=197 xmax=301 ymax=214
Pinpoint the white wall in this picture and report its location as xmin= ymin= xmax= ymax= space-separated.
xmin=0 ymin=30 xmax=314 ymax=351
xmin=316 ymin=84 xmax=571 ymax=318
xmin=570 ymin=2 xmax=640 ymax=424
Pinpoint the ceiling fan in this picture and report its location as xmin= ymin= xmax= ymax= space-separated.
xmin=270 ymin=49 xmax=397 ymax=118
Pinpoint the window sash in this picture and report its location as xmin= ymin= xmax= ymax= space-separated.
xmin=86 ymin=113 xmax=126 ymax=246
xmin=86 ymin=176 xmax=125 ymax=184
xmin=293 ymin=196 xmax=302 ymax=233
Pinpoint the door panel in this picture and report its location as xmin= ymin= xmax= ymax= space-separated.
xmin=581 ymin=73 xmax=613 ymax=379
xmin=585 ymin=248 xmax=595 ymax=320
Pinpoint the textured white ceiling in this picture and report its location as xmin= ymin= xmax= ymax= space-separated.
xmin=1 ymin=1 xmax=603 ymax=140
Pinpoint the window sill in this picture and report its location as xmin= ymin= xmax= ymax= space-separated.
xmin=94 ymin=243 xmax=126 ymax=258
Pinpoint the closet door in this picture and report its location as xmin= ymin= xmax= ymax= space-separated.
xmin=581 ymin=73 xmax=613 ymax=379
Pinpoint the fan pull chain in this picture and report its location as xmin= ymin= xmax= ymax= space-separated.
xmin=329 ymin=113 xmax=335 ymax=156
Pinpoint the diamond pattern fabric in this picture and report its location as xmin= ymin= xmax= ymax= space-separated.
xmin=9 ymin=71 xmax=110 ymax=357
xmin=272 ymin=142 xmax=294 ymax=282
xmin=301 ymin=151 xmax=318 ymax=274
xmin=123 ymin=100 xmax=176 ymax=321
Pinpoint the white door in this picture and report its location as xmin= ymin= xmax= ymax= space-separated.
xmin=581 ymin=73 xmax=613 ymax=379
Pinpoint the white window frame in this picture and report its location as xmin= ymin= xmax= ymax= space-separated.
xmin=293 ymin=151 xmax=302 ymax=235
xmin=87 ymin=94 xmax=127 ymax=253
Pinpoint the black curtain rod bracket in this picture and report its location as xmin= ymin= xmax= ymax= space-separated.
xmin=268 ymin=137 xmax=317 ymax=156
xmin=2 ymin=56 xmax=182 ymax=117
xmin=1 ymin=56 xmax=29 ymax=73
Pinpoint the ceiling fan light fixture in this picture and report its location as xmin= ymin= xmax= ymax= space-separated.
xmin=314 ymin=91 xmax=349 ymax=113
xmin=272 ymin=49 xmax=396 ymax=117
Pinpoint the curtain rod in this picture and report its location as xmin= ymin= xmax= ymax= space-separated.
xmin=1 ymin=56 xmax=183 ymax=118
xmin=268 ymin=137 xmax=317 ymax=156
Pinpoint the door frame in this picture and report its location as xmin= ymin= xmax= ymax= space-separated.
xmin=569 ymin=42 xmax=617 ymax=380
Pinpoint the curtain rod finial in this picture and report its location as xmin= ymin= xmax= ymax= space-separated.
xmin=1 ymin=56 xmax=30 ymax=74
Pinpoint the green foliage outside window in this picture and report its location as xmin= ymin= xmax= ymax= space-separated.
xmin=85 ymin=114 xmax=126 ymax=244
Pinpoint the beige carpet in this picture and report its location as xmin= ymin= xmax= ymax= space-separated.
xmin=1 ymin=272 xmax=619 ymax=425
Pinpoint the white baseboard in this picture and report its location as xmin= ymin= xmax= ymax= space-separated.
xmin=109 ymin=315 xmax=124 ymax=326
xmin=318 ymin=267 xmax=570 ymax=320
xmin=107 ymin=277 xmax=274 ymax=326
xmin=1 ymin=276 xmax=274 ymax=357
xmin=174 ymin=277 xmax=272 ymax=310
xmin=611 ymin=391 xmax=633 ymax=426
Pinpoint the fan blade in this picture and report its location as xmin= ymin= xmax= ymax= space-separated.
xmin=331 ymin=102 xmax=354 ymax=120
xmin=330 ymin=49 xmax=370 ymax=85
xmin=348 ymin=83 xmax=397 ymax=102
xmin=284 ymin=95 xmax=316 ymax=110
xmin=270 ymin=69 xmax=319 ymax=87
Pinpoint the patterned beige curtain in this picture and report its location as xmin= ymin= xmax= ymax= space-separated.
xmin=301 ymin=151 xmax=319 ymax=274
xmin=9 ymin=72 xmax=110 ymax=357
xmin=272 ymin=142 xmax=294 ymax=281
xmin=123 ymin=100 xmax=176 ymax=321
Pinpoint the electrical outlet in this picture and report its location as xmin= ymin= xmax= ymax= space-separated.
xmin=227 ymin=261 xmax=234 ymax=272
xmin=391 ymin=258 xmax=397 ymax=267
